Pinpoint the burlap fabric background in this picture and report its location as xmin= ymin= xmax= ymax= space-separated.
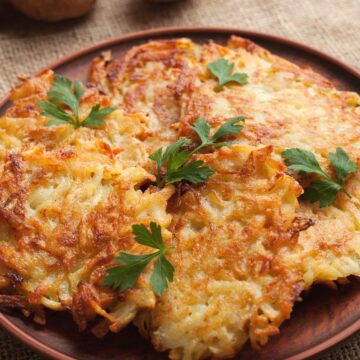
xmin=0 ymin=0 xmax=359 ymax=359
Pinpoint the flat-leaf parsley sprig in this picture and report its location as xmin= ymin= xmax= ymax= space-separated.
xmin=150 ymin=116 xmax=245 ymax=188
xmin=207 ymin=58 xmax=248 ymax=92
xmin=103 ymin=222 xmax=174 ymax=296
xmin=282 ymin=147 xmax=357 ymax=207
xmin=191 ymin=116 xmax=245 ymax=152
xmin=38 ymin=75 xmax=115 ymax=128
xmin=150 ymin=138 xmax=214 ymax=188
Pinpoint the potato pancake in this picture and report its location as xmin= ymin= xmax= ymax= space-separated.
xmin=173 ymin=36 xmax=360 ymax=290
xmin=136 ymin=145 xmax=303 ymax=359
xmin=0 ymin=70 xmax=175 ymax=329
xmin=89 ymin=35 xmax=360 ymax=291
xmin=89 ymin=39 xmax=202 ymax=146
xmin=0 ymin=35 xmax=359 ymax=360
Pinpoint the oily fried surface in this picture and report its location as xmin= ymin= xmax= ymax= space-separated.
xmin=178 ymin=36 xmax=360 ymax=152
xmin=173 ymin=35 xmax=360 ymax=288
xmin=136 ymin=146 xmax=303 ymax=359
xmin=0 ymin=35 xmax=360 ymax=360
xmin=89 ymin=39 xmax=201 ymax=146
xmin=0 ymin=70 xmax=174 ymax=330
xmin=88 ymin=36 xmax=360 ymax=358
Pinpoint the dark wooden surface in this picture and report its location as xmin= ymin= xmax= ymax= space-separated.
xmin=1 ymin=28 xmax=360 ymax=360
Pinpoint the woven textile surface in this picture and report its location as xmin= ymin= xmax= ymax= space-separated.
xmin=0 ymin=0 xmax=360 ymax=359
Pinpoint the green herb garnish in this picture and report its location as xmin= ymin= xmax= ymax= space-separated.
xmin=192 ymin=116 xmax=245 ymax=151
xmin=282 ymin=147 xmax=357 ymax=207
xmin=207 ymin=58 xmax=248 ymax=91
xmin=103 ymin=222 xmax=174 ymax=296
xmin=38 ymin=75 xmax=115 ymax=128
xmin=149 ymin=138 xmax=214 ymax=188
xmin=150 ymin=117 xmax=245 ymax=188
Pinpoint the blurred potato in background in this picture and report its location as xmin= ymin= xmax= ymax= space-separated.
xmin=9 ymin=0 xmax=96 ymax=22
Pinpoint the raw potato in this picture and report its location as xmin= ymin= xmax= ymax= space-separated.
xmin=10 ymin=0 xmax=96 ymax=22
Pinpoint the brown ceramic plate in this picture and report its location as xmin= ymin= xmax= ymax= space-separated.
xmin=1 ymin=27 xmax=360 ymax=360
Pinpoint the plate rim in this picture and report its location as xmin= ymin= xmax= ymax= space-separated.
xmin=0 ymin=26 xmax=359 ymax=360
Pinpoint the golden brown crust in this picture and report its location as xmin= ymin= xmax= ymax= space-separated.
xmin=88 ymin=39 xmax=201 ymax=145
xmin=141 ymin=146 xmax=303 ymax=358
xmin=1 ymin=36 xmax=360 ymax=360
xmin=86 ymin=36 xmax=360 ymax=358
xmin=0 ymin=70 xmax=174 ymax=330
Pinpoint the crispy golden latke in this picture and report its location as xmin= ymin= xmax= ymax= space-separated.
xmin=0 ymin=35 xmax=359 ymax=360
xmin=89 ymin=35 xmax=360 ymax=291
xmin=172 ymin=36 xmax=360 ymax=289
xmin=0 ymin=70 xmax=174 ymax=330
xmin=136 ymin=145 xmax=304 ymax=359
xmin=89 ymin=39 xmax=202 ymax=146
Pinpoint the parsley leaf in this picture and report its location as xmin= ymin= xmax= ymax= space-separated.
xmin=192 ymin=116 xmax=245 ymax=150
xmin=152 ymin=139 xmax=191 ymax=168
xmin=166 ymin=160 xmax=214 ymax=184
xmin=39 ymin=75 xmax=115 ymax=128
xmin=302 ymin=179 xmax=341 ymax=208
xmin=38 ymin=101 xmax=75 ymax=126
xmin=103 ymin=252 xmax=158 ymax=292
xmin=149 ymin=148 xmax=163 ymax=167
xmin=150 ymin=139 xmax=210 ymax=188
xmin=212 ymin=116 xmax=245 ymax=141
xmin=81 ymin=104 xmax=115 ymax=128
xmin=329 ymin=147 xmax=357 ymax=184
xmin=48 ymin=76 xmax=80 ymax=118
xmin=150 ymin=117 xmax=244 ymax=188
xmin=207 ymin=58 xmax=248 ymax=91
xmin=103 ymin=222 xmax=174 ymax=296
xmin=282 ymin=147 xmax=357 ymax=207
xmin=150 ymin=253 xmax=174 ymax=295
xmin=282 ymin=148 xmax=328 ymax=178
xmin=149 ymin=139 xmax=193 ymax=187
xmin=132 ymin=222 xmax=165 ymax=250
xmin=192 ymin=118 xmax=211 ymax=145
xmin=73 ymin=80 xmax=84 ymax=103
